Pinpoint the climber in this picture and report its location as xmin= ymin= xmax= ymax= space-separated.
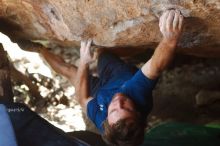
xmin=40 ymin=9 xmax=184 ymax=146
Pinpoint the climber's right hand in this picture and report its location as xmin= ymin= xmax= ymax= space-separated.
xmin=80 ymin=39 xmax=94 ymax=65
xmin=159 ymin=9 xmax=184 ymax=45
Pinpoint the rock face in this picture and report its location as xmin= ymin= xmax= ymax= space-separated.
xmin=0 ymin=0 xmax=220 ymax=57
xmin=0 ymin=44 xmax=13 ymax=103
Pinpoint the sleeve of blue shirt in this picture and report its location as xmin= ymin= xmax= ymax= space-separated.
xmin=87 ymin=99 xmax=104 ymax=132
xmin=120 ymin=70 xmax=158 ymax=115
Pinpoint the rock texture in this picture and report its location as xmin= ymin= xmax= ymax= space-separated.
xmin=0 ymin=0 xmax=220 ymax=57
xmin=0 ymin=44 xmax=13 ymax=103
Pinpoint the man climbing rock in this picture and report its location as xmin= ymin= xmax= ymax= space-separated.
xmin=40 ymin=10 xmax=184 ymax=146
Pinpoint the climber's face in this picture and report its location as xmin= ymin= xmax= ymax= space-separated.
xmin=107 ymin=93 xmax=137 ymax=125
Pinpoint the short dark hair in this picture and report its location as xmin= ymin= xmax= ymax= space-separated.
xmin=102 ymin=115 xmax=146 ymax=146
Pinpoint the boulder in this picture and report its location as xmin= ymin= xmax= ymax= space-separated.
xmin=196 ymin=90 xmax=220 ymax=107
xmin=0 ymin=0 xmax=220 ymax=57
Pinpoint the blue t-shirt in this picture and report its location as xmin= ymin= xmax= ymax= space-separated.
xmin=87 ymin=69 xmax=157 ymax=132
xmin=0 ymin=104 xmax=18 ymax=146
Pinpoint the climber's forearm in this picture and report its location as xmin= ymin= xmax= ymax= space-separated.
xmin=74 ymin=61 xmax=92 ymax=111
xmin=141 ymin=39 xmax=176 ymax=79
xmin=142 ymin=10 xmax=183 ymax=80
xmin=40 ymin=49 xmax=75 ymax=79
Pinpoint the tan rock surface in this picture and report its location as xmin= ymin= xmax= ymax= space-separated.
xmin=0 ymin=0 xmax=220 ymax=57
